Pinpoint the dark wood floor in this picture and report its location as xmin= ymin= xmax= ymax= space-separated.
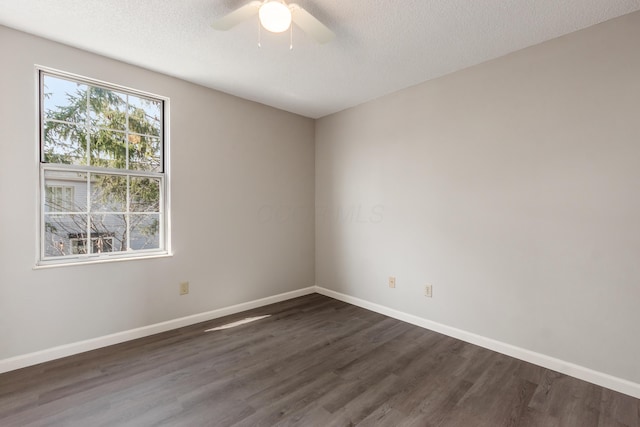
xmin=1 ymin=294 xmax=638 ymax=426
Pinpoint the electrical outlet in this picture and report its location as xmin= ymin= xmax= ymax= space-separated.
xmin=425 ymin=284 xmax=433 ymax=298
xmin=389 ymin=277 xmax=396 ymax=288
xmin=179 ymin=281 xmax=189 ymax=295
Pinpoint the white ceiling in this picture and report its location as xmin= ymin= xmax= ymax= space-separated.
xmin=1 ymin=0 xmax=639 ymax=118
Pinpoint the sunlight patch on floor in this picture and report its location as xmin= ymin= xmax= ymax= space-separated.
xmin=205 ymin=315 xmax=272 ymax=332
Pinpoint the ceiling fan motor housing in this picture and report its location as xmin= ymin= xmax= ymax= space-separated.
xmin=259 ymin=0 xmax=292 ymax=33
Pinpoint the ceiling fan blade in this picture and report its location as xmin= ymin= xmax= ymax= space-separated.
xmin=212 ymin=1 xmax=261 ymax=31
xmin=290 ymin=4 xmax=335 ymax=44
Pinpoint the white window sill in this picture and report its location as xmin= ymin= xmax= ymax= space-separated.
xmin=33 ymin=252 xmax=173 ymax=270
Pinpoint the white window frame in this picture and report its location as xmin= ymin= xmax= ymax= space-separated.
xmin=36 ymin=67 xmax=171 ymax=266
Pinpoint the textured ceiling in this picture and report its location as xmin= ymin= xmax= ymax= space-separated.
xmin=1 ymin=0 xmax=639 ymax=118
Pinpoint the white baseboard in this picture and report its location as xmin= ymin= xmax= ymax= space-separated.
xmin=0 ymin=286 xmax=315 ymax=374
xmin=315 ymin=286 xmax=640 ymax=399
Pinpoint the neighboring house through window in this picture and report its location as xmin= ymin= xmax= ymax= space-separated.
xmin=45 ymin=185 xmax=75 ymax=212
xmin=39 ymin=69 xmax=169 ymax=264
xmin=69 ymin=233 xmax=115 ymax=255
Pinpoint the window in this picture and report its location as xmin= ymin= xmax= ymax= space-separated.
xmin=39 ymin=69 xmax=169 ymax=264
xmin=45 ymin=185 xmax=75 ymax=212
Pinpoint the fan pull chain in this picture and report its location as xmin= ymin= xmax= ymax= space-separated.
xmin=258 ymin=19 xmax=262 ymax=48
xmin=290 ymin=24 xmax=293 ymax=50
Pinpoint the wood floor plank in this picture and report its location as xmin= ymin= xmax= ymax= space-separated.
xmin=598 ymin=387 xmax=640 ymax=427
xmin=324 ymin=373 xmax=404 ymax=426
xmin=357 ymin=405 xmax=407 ymax=426
xmin=397 ymin=377 xmax=474 ymax=427
xmin=0 ymin=294 xmax=638 ymax=426
xmin=231 ymin=371 xmax=344 ymax=426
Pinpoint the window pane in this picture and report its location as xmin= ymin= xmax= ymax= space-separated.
xmin=129 ymin=96 xmax=161 ymax=137
xmin=91 ymin=86 xmax=127 ymax=131
xmin=90 ymin=214 xmax=127 ymax=253
xmin=43 ymin=75 xmax=89 ymax=124
xmin=43 ymin=122 xmax=87 ymax=165
xmin=130 ymin=177 xmax=160 ymax=212
xmin=90 ymin=174 xmax=127 ymax=212
xmin=44 ymin=170 xmax=87 ymax=212
xmin=44 ymin=214 xmax=88 ymax=257
xmin=130 ymin=214 xmax=160 ymax=250
xmin=90 ymin=130 xmax=127 ymax=169
xmin=129 ymin=135 xmax=161 ymax=172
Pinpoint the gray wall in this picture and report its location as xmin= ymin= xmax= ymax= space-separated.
xmin=316 ymin=11 xmax=640 ymax=383
xmin=0 ymin=26 xmax=315 ymax=359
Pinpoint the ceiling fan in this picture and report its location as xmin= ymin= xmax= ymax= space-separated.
xmin=212 ymin=0 xmax=335 ymax=44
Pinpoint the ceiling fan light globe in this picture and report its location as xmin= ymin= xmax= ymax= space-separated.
xmin=259 ymin=1 xmax=292 ymax=33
